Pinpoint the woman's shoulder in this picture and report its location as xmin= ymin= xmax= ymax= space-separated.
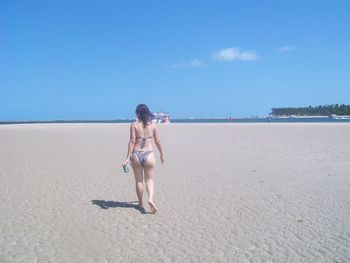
xmin=131 ymin=121 xmax=139 ymax=127
xmin=149 ymin=121 xmax=157 ymax=128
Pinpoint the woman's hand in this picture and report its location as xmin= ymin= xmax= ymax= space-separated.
xmin=160 ymin=155 xmax=165 ymax=164
xmin=122 ymin=158 xmax=129 ymax=167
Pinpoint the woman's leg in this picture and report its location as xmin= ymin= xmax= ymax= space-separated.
xmin=144 ymin=153 xmax=157 ymax=213
xmin=130 ymin=154 xmax=144 ymax=208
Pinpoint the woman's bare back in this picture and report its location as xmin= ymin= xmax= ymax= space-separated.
xmin=133 ymin=121 xmax=156 ymax=152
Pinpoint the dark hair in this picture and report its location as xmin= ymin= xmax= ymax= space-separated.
xmin=135 ymin=104 xmax=154 ymax=127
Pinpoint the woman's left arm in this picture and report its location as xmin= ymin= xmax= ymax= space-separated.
xmin=122 ymin=123 xmax=136 ymax=165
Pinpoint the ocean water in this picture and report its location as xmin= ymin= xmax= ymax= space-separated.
xmin=1 ymin=117 xmax=349 ymax=125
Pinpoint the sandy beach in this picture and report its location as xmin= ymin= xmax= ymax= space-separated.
xmin=0 ymin=123 xmax=349 ymax=263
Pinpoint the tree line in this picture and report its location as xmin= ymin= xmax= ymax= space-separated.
xmin=270 ymin=104 xmax=350 ymax=116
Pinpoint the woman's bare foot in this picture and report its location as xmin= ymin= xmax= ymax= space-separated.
xmin=148 ymin=200 xmax=158 ymax=214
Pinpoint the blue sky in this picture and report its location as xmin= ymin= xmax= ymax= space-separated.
xmin=1 ymin=0 xmax=349 ymax=120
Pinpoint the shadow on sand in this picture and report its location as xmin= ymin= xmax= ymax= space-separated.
xmin=91 ymin=200 xmax=152 ymax=214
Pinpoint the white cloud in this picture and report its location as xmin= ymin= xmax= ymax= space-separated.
xmin=172 ymin=59 xmax=205 ymax=69
xmin=212 ymin=47 xmax=258 ymax=61
xmin=277 ymin=46 xmax=294 ymax=53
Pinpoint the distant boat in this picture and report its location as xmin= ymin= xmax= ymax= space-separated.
xmin=330 ymin=114 xmax=350 ymax=120
xmin=152 ymin=112 xmax=170 ymax=124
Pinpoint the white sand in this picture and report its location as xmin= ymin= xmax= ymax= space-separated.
xmin=0 ymin=123 xmax=349 ymax=262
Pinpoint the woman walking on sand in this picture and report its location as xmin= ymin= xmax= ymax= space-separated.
xmin=122 ymin=104 xmax=164 ymax=213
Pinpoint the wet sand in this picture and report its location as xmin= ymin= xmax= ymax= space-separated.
xmin=0 ymin=123 xmax=349 ymax=262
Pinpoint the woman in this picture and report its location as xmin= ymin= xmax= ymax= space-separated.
xmin=122 ymin=104 xmax=165 ymax=213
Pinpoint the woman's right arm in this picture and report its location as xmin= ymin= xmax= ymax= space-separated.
xmin=153 ymin=124 xmax=164 ymax=164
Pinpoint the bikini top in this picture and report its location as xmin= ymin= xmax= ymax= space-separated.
xmin=136 ymin=136 xmax=153 ymax=149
